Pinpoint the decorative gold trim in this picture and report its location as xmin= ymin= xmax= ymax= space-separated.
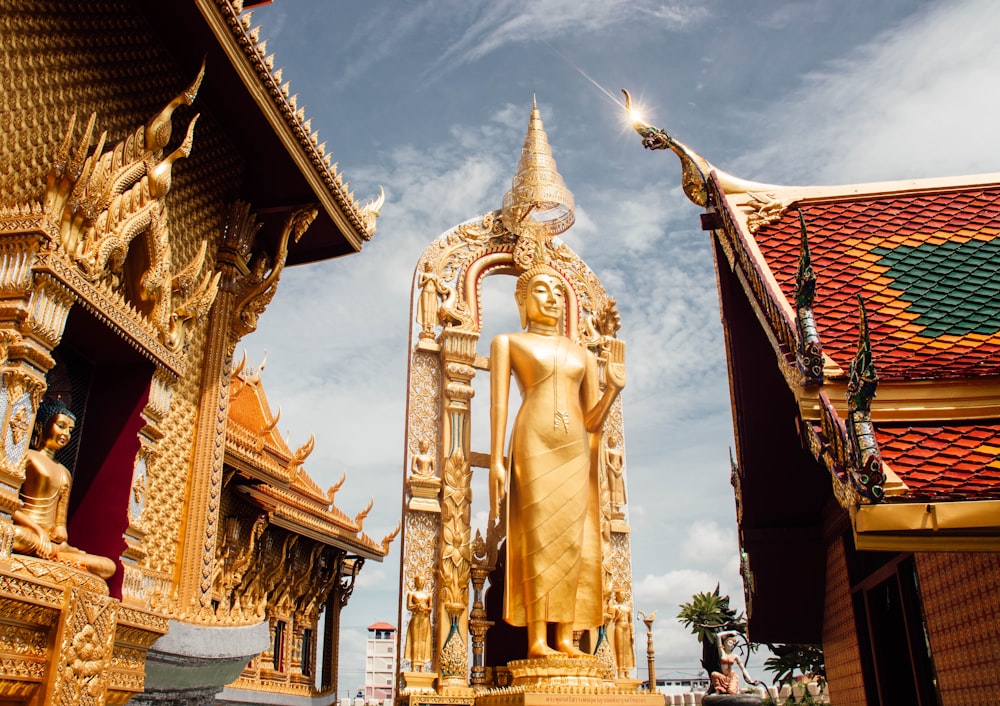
xmin=851 ymin=500 xmax=1000 ymax=551
xmin=194 ymin=0 xmax=381 ymax=243
xmin=801 ymin=378 xmax=1000 ymax=423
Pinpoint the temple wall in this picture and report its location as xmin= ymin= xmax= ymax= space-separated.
xmin=821 ymin=535 xmax=867 ymax=706
xmin=915 ymin=551 xmax=1000 ymax=705
xmin=0 ymin=1 xmax=244 ymax=595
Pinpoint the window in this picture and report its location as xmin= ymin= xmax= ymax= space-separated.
xmin=301 ymin=629 xmax=313 ymax=677
xmin=273 ymin=621 xmax=286 ymax=672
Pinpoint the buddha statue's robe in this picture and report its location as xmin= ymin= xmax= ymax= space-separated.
xmin=502 ymin=332 xmax=602 ymax=630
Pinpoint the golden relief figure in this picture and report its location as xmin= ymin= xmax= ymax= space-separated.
xmin=610 ymin=590 xmax=635 ymax=678
xmin=489 ymin=266 xmax=625 ymax=659
xmin=13 ymin=399 xmax=116 ymax=580
xmin=404 ymin=575 xmax=433 ymax=670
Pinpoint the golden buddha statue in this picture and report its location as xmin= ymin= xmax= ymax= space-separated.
xmin=489 ymin=265 xmax=625 ymax=659
xmin=404 ymin=575 xmax=433 ymax=671
xmin=610 ymin=590 xmax=635 ymax=678
xmin=12 ymin=399 xmax=116 ymax=579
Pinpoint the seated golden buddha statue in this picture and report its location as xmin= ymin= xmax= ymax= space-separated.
xmin=12 ymin=399 xmax=116 ymax=580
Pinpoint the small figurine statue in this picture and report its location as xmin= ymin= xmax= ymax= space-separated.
xmin=606 ymin=434 xmax=626 ymax=513
xmin=13 ymin=399 xmax=116 ymax=579
xmin=410 ymin=439 xmax=436 ymax=479
xmin=610 ymin=591 xmax=635 ymax=678
xmin=416 ymin=261 xmax=447 ymax=339
xmin=709 ymin=630 xmax=762 ymax=697
xmin=404 ymin=575 xmax=433 ymax=671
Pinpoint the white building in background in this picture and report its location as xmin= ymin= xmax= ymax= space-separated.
xmin=365 ymin=622 xmax=396 ymax=702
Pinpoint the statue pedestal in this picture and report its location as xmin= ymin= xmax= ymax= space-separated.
xmin=615 ymin=677 xmax=643 ymax=692
xmin=703 ymin=695 xmax=763 ymax=705
xmin=401 ymin=671 xmax=438 ymax=694
xmin=475 ymin=657 xmax=661 ymax=706
xmin=477 ymin=691 xmax=663 ymax=706
xmin=508 ymin=656 xmax=610 ymax=691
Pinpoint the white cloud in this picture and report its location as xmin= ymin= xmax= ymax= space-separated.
xmin=680 ymin=519 xmax=738 ymax=565
xmin=739 ymin=0 xmax=1000 ymax=184
xmin=428 ymin=0 xmax=710 ymax=75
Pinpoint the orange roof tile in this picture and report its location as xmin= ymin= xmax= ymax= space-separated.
xmin=877 ymin=423 xmax=1000 ymax=501
xmin=755 ymin=187 xmax=1000 ymax=380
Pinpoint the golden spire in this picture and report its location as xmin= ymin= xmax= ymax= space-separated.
xmin=501 ymin=97 xmax=575 ymax=240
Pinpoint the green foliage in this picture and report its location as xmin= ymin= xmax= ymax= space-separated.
xmin=676 ymin=584 xmax=747 ymax=674
xmin=676 ymin=584 xmax=745 ymax=643
xmin=763 ymin=643 xmax=826 ymax=702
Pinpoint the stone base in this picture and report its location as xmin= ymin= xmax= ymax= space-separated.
xmin=703 ymin=694 xmax=764 ymax=705
xmin=402 ymin=670 xmax=439 ymax=694
xmin=477 ymin=691 xmax=663 ymax=706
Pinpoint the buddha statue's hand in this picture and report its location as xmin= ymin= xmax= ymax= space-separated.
xmin=605 ymin=338 xmax=626 ymax=390
xmin=488 ymin=460 xmax=506 ymax=525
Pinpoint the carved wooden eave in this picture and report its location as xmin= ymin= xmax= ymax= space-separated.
xmin=224 ymin=370 xmax=391 ymax=561
xmin=236 ymin=483 xmax=388 ymax=561
xmin=142 ymin=0 xmax=384 ymax=264
xmin=225 ymin=369 xmax=296 ymax=486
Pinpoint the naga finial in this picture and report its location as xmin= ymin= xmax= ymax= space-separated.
xmin=795 ymin=211 xmax=824 ymax=384
xmin=622 ymin=89 xmax=709 ymax=206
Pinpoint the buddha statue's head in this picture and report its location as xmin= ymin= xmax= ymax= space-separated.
xmin=515 ymin=265 xmax=565 ymax=330
xmin=32 ymin=398 xmax=76 ymax=452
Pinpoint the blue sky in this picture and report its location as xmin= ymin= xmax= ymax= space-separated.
xmin=238 ymin=0 xmax=1000 ymax=692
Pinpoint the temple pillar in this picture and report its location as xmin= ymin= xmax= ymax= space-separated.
xmin=176 ymin=203 xmax=316 ymax=616
xmin=435 ymin=329 xmax=478 ymax=690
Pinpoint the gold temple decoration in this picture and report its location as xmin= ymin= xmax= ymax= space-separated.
xmin=398 ymin=101 xmax=651 ymax=706
xmin=0 ymin=3 xmax=391 ymax=702
xmin=501 ymin=97 xmax=575 ymax=242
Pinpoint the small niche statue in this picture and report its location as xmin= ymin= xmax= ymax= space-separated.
xmin=405 ymin=575 xmax=433 ymax=670
xmin=610 ymin=591 xmax=635 ymax=678
xmin=12 ymin=399 xmax=116 ymax=579
xmin=410 ymin=439 xmax=436 ymax=479
xmin=606 ymin=434 xmax=626 ymax=514
xmin=489 ymin=265 xmax=625 ymax=659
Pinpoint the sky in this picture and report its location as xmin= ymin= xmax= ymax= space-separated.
xmin=237 ymin=0 xmax=1000 ymax=693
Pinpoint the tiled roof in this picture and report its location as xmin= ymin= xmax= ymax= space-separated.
xmin=755 ymin=187 xmax=1000 ymax=380
xmin=878 ymin=423 xmax=1000 ymax=501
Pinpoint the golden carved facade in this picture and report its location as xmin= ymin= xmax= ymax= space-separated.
xmin=397 ymin=105 xmax=644 ymax=706
xmin=219 ymin=364 xmax=395 ymax=701
xmin=0 ymin=2 xmax=386 ymax=704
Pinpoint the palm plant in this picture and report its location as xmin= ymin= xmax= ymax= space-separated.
xmin=676 ymin=584 xmax=746 ymax=674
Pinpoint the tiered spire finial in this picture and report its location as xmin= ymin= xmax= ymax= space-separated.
xmin=501 ymin=98 xmax=575 ymax=241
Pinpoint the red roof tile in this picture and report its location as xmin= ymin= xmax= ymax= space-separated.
xmin=878 ymin=422 xmax=1000 ymax=501
xmin=756 ymin=187 xmax=1000 ymax=380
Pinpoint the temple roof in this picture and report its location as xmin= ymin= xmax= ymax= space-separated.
xmin=142 ymin=0 xmax=382 ymax=264
xmin=634 ymin=114 xmax=1000 ymax=644
xmin=875 ymin=423 xmax=1000 ymax=501
xmin=711 ymin=174 xmax=1000 ymax=518
xmin=748 ymin=183 xmax=1000 ymax=380
xmin=225 ymin=364 xmax=394 ymax=561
